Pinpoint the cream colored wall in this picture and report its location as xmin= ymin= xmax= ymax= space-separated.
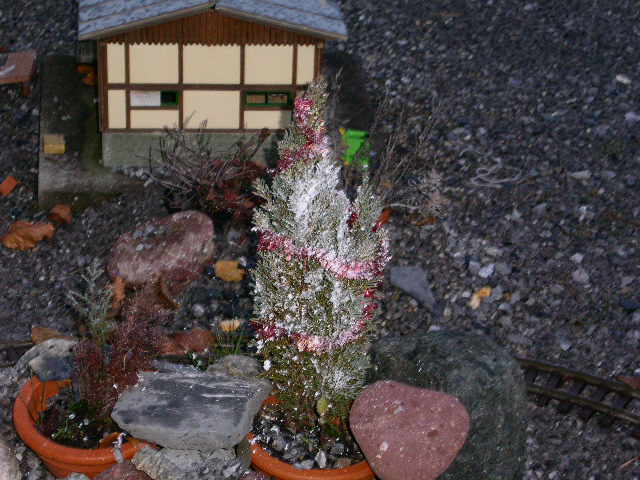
xmin=245 ymin=45 xmax=293 ymax=84
xmin=106 ymin=44 xmax=125 ymax=83
xmin=244 ymin=110 xmax=291 ymax=129
xmin=129 ymin=44 xmax=178 ymax=83
xmin=183 ymin=90 xmax=239 ymax=129
xmin=296 ymin=45 xmax=315 ymax=85
xmin=107 ymin=90 xmax=126 ymax=128
xmin=183 ymin=45 xmax=240 ymax=84
xmin=130 ymin=110 xmax=179 ymax=129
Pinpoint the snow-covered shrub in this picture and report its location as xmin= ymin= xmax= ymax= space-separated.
xmin=251 ymin=80 xmax=390 ymax=434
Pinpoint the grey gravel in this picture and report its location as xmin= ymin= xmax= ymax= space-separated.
xmin=1 ymin=0 xmax=640 ymax=479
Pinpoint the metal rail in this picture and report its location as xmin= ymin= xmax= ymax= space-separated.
xmin=516 ymin=357 xmax=640 ymax=435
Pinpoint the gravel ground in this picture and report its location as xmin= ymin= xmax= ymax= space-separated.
xmin=2 ymin=0 xmax=640 ymax=479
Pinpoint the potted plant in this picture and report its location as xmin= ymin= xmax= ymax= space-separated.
xmin=13 ymin=260 xmax=161 ymax=478
xmin=249 ymin=80 xmax=390 ymax=479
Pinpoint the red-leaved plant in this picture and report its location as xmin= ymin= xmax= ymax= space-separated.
xmin=73 ymin=311 xmax=161 ymax=421
xmin=147 ymin=124 xmax=271 ymax=225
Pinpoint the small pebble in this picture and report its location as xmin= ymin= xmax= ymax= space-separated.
xmin=478 ymin=264 xmax=495 ymax=278
xmin=572 ymin=268 xmax=590 ymax=284
xmin=191 ymin=303 xmax=206 ymax=318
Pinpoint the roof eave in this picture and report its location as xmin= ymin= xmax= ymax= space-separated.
xmin=214 ymin=5 xmax=348 ymax=42
xmin=78 ymin=3 xmax=214 ymax=41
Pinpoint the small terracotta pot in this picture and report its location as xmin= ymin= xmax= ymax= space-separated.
xmin=13 ymin=377 xmax=150 ymax=479
xmin=248 ymin=433 xmax=374 ymax=480
xmin=248 ymin=423 xmax=374 ymax=480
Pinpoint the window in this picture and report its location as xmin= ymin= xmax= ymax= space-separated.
xmin=130 ymin=90 xmax=179 ymax=107
xmin=245 ymin=91 xmax=292 ymax=108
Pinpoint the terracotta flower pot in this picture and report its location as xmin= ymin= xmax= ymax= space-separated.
xmin=248 ymin=433 xmax=375 ymax=480
xmin=248 ymin=397 xmax=375 ymax=480
xmin=13 ymin=377 xmax=151 ymax=479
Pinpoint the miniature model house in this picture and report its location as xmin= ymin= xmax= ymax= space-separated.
xmin=77 ymin=0 xmax=347 ymax=167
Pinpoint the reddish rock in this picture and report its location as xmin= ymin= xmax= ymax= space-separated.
xmin=159 ymin=328 xmax=214 ymax=355
xmin=94 ymin=461 xmax=152 ymax=480
xmin=107 ymin=210 xmax=215 ymax=286
xmin=350 ymin=380 xmax=470 ymax=480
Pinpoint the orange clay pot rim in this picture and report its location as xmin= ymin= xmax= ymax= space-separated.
xmin=247 ymin=433 xmax=374 ymax=480
xmin=13 ymin=377 xmax=144 ymax=466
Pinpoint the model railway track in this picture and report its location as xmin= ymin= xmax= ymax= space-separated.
xmin=516 ymin=357 xmax=640 ymax=436
xmin=2 ymin=341 xmax=640 ymax=434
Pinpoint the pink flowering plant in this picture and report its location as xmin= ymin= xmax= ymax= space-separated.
xmin=251 ymin=80 xmax=390 ymax=437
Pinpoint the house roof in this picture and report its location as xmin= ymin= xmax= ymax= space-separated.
xmin=78 ymin=0 xmax=347 ymax=41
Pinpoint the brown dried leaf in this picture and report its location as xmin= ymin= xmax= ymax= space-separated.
xmin=219 ymin=318 xmax=243 ymax=333
xmin=1 ymin=221 xmax=55 ymax=250
xmin=31 ymin=325 xmax=75 ymax=344
xmin=0 ymin=175 xmax=19 ymax=197
xmin=469 ymin=286 xmax=492 ymax=310
xmin=110 ymin=276 xmax=126 ymax=313
xmin=49 ymin=204 xmax=72 ymax=224
xmin=214 ymin=260 xmax=246 ymax=282
xmin=158 ymin=273 xmax=180 ymax=310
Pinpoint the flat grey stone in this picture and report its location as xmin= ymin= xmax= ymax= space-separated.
xmin=0 ymin=439 xmax=20 ymax=480
xmin=132 ymin=446 xmax=246 ymax=480
xmin=112 ymin=371 xmax=271 ymax=451
xmin=206 ymin=355 xmax=261 ymax=379
xmin=572 ymin=268 xmax=590 ymax=284
xmin=16 ymin=338 xmax=78 ymax=381
xmin=389 ymin=265 xmax=438 ymax=311
xmin=370 ymin=330 xmax=527 ymax=480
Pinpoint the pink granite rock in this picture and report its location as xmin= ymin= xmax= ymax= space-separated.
xmin=350 ymin=380 xmax=470 ymax=480
xmin=94 ymin=461 xmax=153 ymax=480
xmin=108 ymin=210 xmax=215 ymax=286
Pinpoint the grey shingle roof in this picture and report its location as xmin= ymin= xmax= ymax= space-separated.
xmin=214 ymin=0 xmax=347 ymax=40
xmin=78 ymin=0 xmax=347 ymax=41
xmin=78 ymin=0 xmax=212 ymax=40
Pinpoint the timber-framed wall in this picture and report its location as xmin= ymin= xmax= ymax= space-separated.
xmin=96 ymin=9 xmax=324 ymax=133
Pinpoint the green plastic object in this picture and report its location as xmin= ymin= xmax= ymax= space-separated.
xmin=341 ymin=129 xmax=370 ymax=168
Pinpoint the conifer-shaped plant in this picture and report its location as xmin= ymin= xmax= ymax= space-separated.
xmin=252 ymin=80 xmax=390 ymax=438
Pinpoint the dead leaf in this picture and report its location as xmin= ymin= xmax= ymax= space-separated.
xmin=110 ymin=276 xmax=126 ymax=314
xmin=617 ymin=376 xmax=640 ymax=390
xmin=31 ymin=325 xmax=75 ymax=344
xmin=413 ymin=215 xmax=438 ymax=227
xmin=48 ymin=204 xmax=72 ymax=224
xmin=1 ymin=221 xmax=55 ymax=250
xmin=214 ymin=260 xmax=246 ymax=282
xmin=158 ymin=273 xmax=180 ymax=309
xmin=373 ymin=208 xmax=393 ymax=232
xmin=469 ymin=286 xmax=492 ymax=309
xmin=0 ymin=175 xmax=19 ymax=197
xmin=169 ymin=328 xmax=215 ymax=353
xmin=219 ymin=318 xmax=243 ymax=333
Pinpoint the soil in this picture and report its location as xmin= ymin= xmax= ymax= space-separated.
xmin=252 ymin=401 xmax=365 ymax=470
xmin=36 ymin=384 xmax=117 ymax=449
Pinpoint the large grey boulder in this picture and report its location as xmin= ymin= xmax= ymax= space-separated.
xmin=369 ymin=330 xmax=527 ymax=480
xmin=16 ymin=338 xmax=78 ymax=381
xmin=111 ymin=371 xmax=271 ymax=451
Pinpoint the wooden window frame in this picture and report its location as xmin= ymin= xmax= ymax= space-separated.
xmin=99 ymin=39 xmax=323 ymax=133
